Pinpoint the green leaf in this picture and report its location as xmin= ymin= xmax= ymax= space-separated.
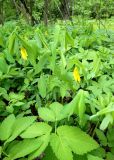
xmin=65 ymin=31 xmax=74 ymax=48
xmin=90 ymin=103 xmax=114 ymax=120
xmin=8 ymin=33 xmax=16 ymax=55
xmin=92 ymin=55 xmax=101 ymax=77
xmin=50 ymin=25 xmax=60 ymax=71
xmin=28 ymin=133 xmax=50 ymax=160
xmin=106 ymin=152 xmax=114 ymax=160
xmin=42 ymin=145 xmax=58 ymax=160
xmin=87 ymin=154 xmax=103 ymax=160
xmin=76 ymin=90 xmax=87 ymax=125
xmin=38 ymin=75 xmax=47 ymax=98
xmin=36 ymin=28 xmax=49 ymax=49
xmin=62 ymin=89 xmax=87 ymax=122
xmin=50 ymin=133 xmax=73 ymax=160
xmin=95 ymin=129 xmax=107 ymax=146
xmin=35 ymin=53 xmax=49 ymax=74
xmin=6 ymin=116 xmax=36 ymax=143
xmin=6 ymin=137 xmax=42 ymax=159
xmin=49 ymin=102 xmax=64 ymax=121
xmin=100 ymin=114 xmax=113 ymax=131
xmin=90 ymin=147 xmax=105 ymax=159
xmin=20 ymin=122 xmax=52 ymax=138
xmin=50 ymin=126 xmax=99 ymax=160
xmin=38 ymin=107 xmax=55 ymax=122
xmin=73 ymin=154 xmax=87 ymax=160
xmin=38 ymin=102 xmax=64 ymax=122
xmin=0 ymin=55 xmax=9 ymax=74
xmin=61 ymin=93 xmax=79 ymax=118
xmin=0 ymin=114 xmax=15 ymax=141
xmin=57 ymin=126 xmax=99 ymax=155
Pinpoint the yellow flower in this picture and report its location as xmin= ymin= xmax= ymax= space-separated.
xmin=21 ymin=47 xmax=28 ymax=60
xmin=73 ymin=67 xmax=81 ymax=83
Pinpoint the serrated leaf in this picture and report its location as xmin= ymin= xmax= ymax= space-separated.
xmin=20 ymin=122 xmax=52 ymax=138
xmin=0 ymin=114 xmax=15 ymax=141
xmin=55 ymin=126 xmax=98 ymax=156
xmin=50 ymin=133 xmax=73 ymax=160
xmin=6 ymin=116 xmax=36 ymax=143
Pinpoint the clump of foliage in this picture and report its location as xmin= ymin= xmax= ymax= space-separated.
xmin=0 ymin=0 xmax=114 ymax=25
xmin=0 ymin=18 xmax=114 ymax=160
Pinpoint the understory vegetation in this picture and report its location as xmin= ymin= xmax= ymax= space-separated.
xmin=0 ymin=0 xmax=114 ymax=160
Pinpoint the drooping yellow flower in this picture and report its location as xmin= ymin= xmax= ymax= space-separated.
xmin=21 ymin=47 xmax=28 ymax=60
xmin=73 ymin=67 xmax=81 ymax=83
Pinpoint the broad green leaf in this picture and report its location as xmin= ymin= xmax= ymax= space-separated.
xmin=38 ymin=75 xmax=47 ymax=98
xmin=55 ymin=126 xmax=98 ymax=155
xmin=61 ymin=89 xmax=87 ymax=122
xmin=0 ymin=114 xmax=15 ymax=141
xmin=35 ymin=53 xmax=49 ymax=74
xmin=87 ymin=154 xmax=103 ymax=160
xmin=28 ymin=133 xmax=50 ymax=160
xmin=50 ymin=25 xmax=60 ymax=71
xmin=92 ymin=55 xmax=101 ymax=76
xmin=90 ymin=147 xmax=105 ymax=159
xmin=36 ymin=28 xmax=49 ymax=49
xmin=6 ymin=116 xmax=36 ymax=143
xmin=6 ymin=137 xmax=42 ymax=159
xmin=65 ymin=31 xmax=74 ymax=48
xmin=0 ymin=35 xmax=4 ymax=47
xmin=49 ymin=102 xmax=64 ymax=121
xmin=60 ymin=52 xmax=67 ymax=69
xmin=8 ymin=33 xmax=16 ymax=55
xmin=61 ymin=93 xmax=79 ymax=118
xmin=38 ymin=107 xmax=55 ymax=122
xmin=38 ymin=102 xmax=64 ymax=122
xmin=75 ymin=89 xmax=87 ymax=125
xmin=100 ymin=114 xmax=113 ymax=131
xmin=0 ymin=55 xmax=9 ymax=74
xmin=20 ymin=122 xmax=52 ymax=138
xmin=50 ymin=133 xmax=73 ymax=160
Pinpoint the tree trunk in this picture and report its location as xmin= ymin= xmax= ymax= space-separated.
xmin=44 ymin=0 xmax=49 ymax=26
xmin=60 ymin=0 xmax=70 ymax=19
xmin=13 ymin=0 xmax=37 ymax=25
